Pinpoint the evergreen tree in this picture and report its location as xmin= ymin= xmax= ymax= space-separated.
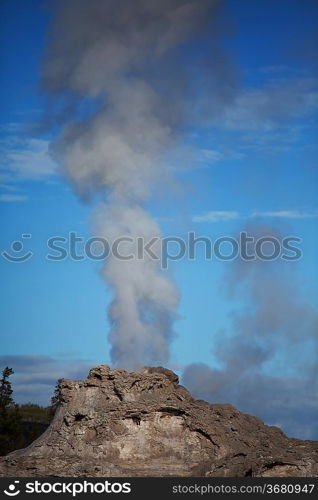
xmin=0 ymin=367 xmax=22 ymax=455
xmin=48 ymin=378 xmax=62 ymax=419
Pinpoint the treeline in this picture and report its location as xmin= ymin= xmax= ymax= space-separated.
xmin=0 ymin=367 xmax=57 ymax=456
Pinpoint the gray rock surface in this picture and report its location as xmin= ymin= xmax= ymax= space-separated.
xmin=0 ymin=365 xmax=317 ymax=477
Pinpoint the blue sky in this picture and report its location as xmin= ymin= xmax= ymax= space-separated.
xmin=0 ymin=0 xmax=317 ymax=439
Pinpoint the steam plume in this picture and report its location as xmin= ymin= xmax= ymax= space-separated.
xmin=43 ymin=0 xmax=227 ymax=369
xmin=183 ymin=222 xmax=318 ymax=439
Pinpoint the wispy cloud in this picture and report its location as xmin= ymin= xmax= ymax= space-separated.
xmin=0 ymin=129 xmax=57 ymax=199
xmin=193 ymin=209 xmax=318 ymax=223
xmin=200 ymin=149 xmax=224 ymax=162
xmin=193 ymin=211 xmax=240 ymax=223
xmin=1 ymin=137 xmax=56 ymax=180
xmin=0 ymin=183 xmax=22 ymax=191
xmin=251 ymin=210 xmax=318 ymax=219
xmin=258 ymin=65 xmax=294 ymax=74
xmin=200 ymin=148 xmax=244 ymax=162
xmin=167 ymin=145 xmax=243 ymax=174
xmin=218 ymin=78 xmax=318 ymax=132
xmin=241 ymin=125 xmax=306 ymax=154
xmin=0 ymin=194 xmax=28 ymax=202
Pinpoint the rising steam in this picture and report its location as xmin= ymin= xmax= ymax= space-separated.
xmin=42 ymin=0 xmax=229 ymax=369
xmin=182 ymin=222 xmax=318 ymax=439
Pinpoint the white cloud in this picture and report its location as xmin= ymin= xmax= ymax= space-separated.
xmin=252 ymin=210 xmax=318 ymax=219
xmin=201 ymin=149 xmax=224 ymax=162
xmin=217 ymin=78 xmax=318 ymax=132
xmin=258 ymin=65 xmax=293 ymax=74
xmin=1 ymin=137 xmax=56 ymax=180
xmin=193 ymin=211 xmax=240 ymax=223
xmin=0 ymin=194 xmax=27 ymax=202
xmin=200 ymin=148 xmax=244 ymax=163
xmin=0 ymin=183 xmax=21 ymax=191
xmin=0 ymin=132 xmax=58 ymax=199
xmin=193 ymin=209 xmax=318 ymax=223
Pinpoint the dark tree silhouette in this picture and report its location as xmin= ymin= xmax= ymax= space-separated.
xmin=0 ymin=367 xmax=22 ymax=455
xmin=48 ymin=378 xmax=62 ymax=419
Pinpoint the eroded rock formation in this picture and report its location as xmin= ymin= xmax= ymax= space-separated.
xmin=0 ymin=365 xmax=317 ymax=477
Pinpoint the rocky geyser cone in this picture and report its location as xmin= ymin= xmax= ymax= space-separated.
xmin=0 ymin=365 xmax=317 ymax=477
